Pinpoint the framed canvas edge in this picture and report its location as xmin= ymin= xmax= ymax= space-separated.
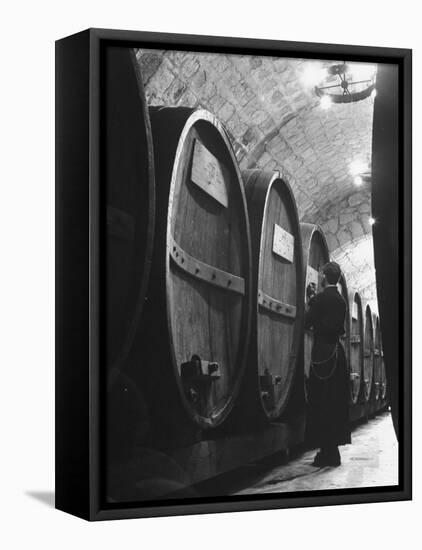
xmin=56 ymin=28 xmax=412 ymax=521
xmin=86 ymin=27 xmax=412 ymax=60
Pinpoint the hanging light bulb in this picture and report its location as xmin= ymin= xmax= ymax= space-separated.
xmin=348 ymin=63 xmax=377 ymax=82
xmin=354 ymin=175 xmax=363 ymax=186
xmin=314 ymin=61 xmax=377 ymax=104
xmin=369 ymin=217 xmax=376 ymax=226
xmin=320 ymin=95 xmax=332 ymax=110
xmin=349 ymin=159 xmax=368 ymax=176
xmin=300 ymin=62 xmax=327 ymax=87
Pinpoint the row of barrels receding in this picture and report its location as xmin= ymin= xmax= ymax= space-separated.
xmin=105 ymin=47 xmax=387 ymax=434
xmin=302 ymin=225 xmax=387 ymax=409
xmin=347 ymin=291 xmax=387 ymax=405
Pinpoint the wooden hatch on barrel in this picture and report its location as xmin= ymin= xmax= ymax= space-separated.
xmin=243 ymin=170 xmax=304 ymax=421
xmin=338 ymin=273 xmax=350 ymax=370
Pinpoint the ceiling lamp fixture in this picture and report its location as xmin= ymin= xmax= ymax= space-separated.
xmin=349 ymin=159 xmax=369 ymax=176
xmin=320 ymin=95 xmax=332 ymax=110
xmin=300 ymin=62 xmax=328 ymax=88
xmin=350 ymin=159 xmax=371 ymax=186
xmin=314 ymin=62 xmax=376 ymax=104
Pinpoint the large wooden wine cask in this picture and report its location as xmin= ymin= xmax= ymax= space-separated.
xmin=242 ymin=170 xmax=304 ymax=420
xmin=349 ymin=290 xmax=364 ymax=403
xmin=105 ymin=47 xmax=155 ymax=372
xmin=362 ymin=302 xmax=375 ymax=401
xmin=138 ymin=107 xmax=252 ymax=431
xmin=300 ymin=223 xmax=329 ymax=398
xmin=373 ymin=313 xmax=382 ymax=401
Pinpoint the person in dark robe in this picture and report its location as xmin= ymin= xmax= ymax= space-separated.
xmin=305 ymin=261 xmax=351 ymax=467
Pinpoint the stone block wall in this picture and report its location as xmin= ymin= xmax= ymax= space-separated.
xmin=317 ymin=189 xmax=376 ymax=299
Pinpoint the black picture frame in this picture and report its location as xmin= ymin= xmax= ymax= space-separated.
xmin=55 ymin=28 xmax=412 ymax=521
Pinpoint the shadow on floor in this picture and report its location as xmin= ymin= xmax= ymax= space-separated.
xmin=25 ymin=491 xmax=55 ymax=508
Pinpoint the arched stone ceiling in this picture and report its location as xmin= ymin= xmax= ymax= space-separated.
xmin=136 ymin=48 xmax=377 ymax=300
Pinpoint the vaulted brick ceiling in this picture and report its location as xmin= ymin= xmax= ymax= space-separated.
xmin=136 ymin=48 xmax=377 ymax=300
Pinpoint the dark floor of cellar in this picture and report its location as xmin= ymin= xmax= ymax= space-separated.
xmin=226 ymin=411 xmax=398 ymax=495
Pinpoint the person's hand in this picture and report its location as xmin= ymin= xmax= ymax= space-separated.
xmin=306 ymin=282 xmax=317 ymax=301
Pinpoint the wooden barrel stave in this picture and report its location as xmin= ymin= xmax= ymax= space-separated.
xmin=373 ymin=314 xmax=382 ymax=401
xmin=380 ymin=337 xmax=387 ymax=401
xmin=349 ymin=290 xmax=364 ymax=403
xmin=300 ymin=223 xmax=330 ymax=398
xmin=362 ymin=302 xmax=375 ymax=401
xmin=243 ymin=170 xmax=304 ymax=420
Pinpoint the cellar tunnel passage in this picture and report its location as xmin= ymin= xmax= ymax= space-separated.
xmin=313 ymin=188 xmax=376 ymax=301
xmin=136 ymin=49 xmax=377 ymax=300
xmin=331 ymin=234 xmax=376 ymax=301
